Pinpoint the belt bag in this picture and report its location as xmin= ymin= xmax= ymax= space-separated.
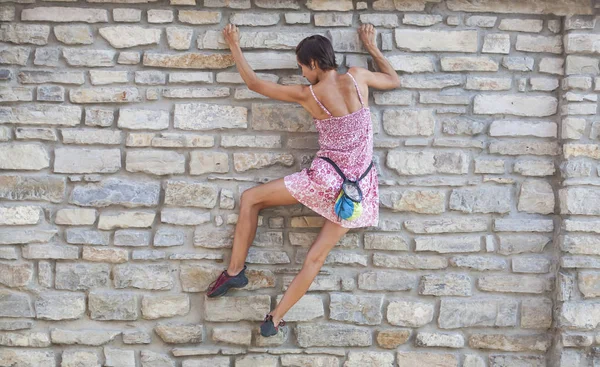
xmin=318 ymin=156 xmax=374 ymax=222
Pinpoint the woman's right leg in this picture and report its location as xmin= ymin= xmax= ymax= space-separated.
xmin=227 ymin=177 xmax=299 ymax=276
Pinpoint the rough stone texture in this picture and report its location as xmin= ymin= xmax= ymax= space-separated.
xmin=114 ymin=263 xmax=172 ymax=290
xmin=0 ymin=206 xmax=41 ymax=225
xmin=387 ymin=151 xmax=468 ymax=176
xmin=0 ymin=143 xmax=49 ymax=170
xmin=89 ymin=291 xmax=138 ymax=321
xmin=518 ymin=179 xmax=555 ymax=214
xmin=275 ymin=294 xmax=324 ymax=321
xmin=394 ymin=29 xmax=478 ymax=52
xmin=126 ymin=150 xmax=185 ymax=175
xmin=446 ymin=0 xmax=593 ymax=15
xmin=449 ymin=187 xmax=511 ymax=214
xmin=174 ymin=103 xmax=247 ymax=130
xmin=69 ymin=178 xmax=160 ymax=208
xmin=35 ymin=292 xmax=86 ymax=320
xmin=212 ymin=326 xmax=252 ymax=346
xmin=55 ymin=147 xmax=121 ymax=173
xmin=154 ymin=322 xmax=202 ymax=344
xmin=55 ymin=263 xmax=109 ymax=291
xmin=439 ymin=298 xmax=518 ymax=328
xmin=143 ymin=52 xmax=234 ymax=69
xmin=51 ymin=329 xmax=118 ymax=348
xmin=329 ymin=293 xmax=383 ymax=325
xmin=474 ymin=95 xmax=558 ymax=117
xmin=204 ymin=295 xmax=270 ymax=322
xmin=296 ymin=323 xmax=371 ymax=347
xmin=99 ymin=26 xmax=160 ymax=48
xmin=164 ymin=181 xmax=218 ymax=208
xmin=0 ymin=262 xmax=33 ymax=287
xmin=387 ymin=300 xmax=435 ymax=327
xmin=0 ymin=1 xmax=595 ymax=365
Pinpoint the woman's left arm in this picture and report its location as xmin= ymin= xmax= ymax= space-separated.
xmin=357 ymin=24 xmax=401 ymax=90
xmin=223 ymin=24 xmax=305 ymax=103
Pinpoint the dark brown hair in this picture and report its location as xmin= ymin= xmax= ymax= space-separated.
xmin=295 ymin=35 xmax=338 ymax=71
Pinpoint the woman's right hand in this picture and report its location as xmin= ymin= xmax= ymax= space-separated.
xmin=222 ymin=23 xmax=240 ymax=48
xmin=358 ymin=24 xmax=376 ymax=51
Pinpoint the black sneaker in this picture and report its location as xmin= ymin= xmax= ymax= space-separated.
xmin=260 ymin=313 xmax=286 ymax=337
xmin=206 ymin=264 xmax=248 ymax=298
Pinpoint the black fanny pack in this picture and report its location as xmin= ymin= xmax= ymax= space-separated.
xmin=318 ymin=156 xmax=374 ymax=221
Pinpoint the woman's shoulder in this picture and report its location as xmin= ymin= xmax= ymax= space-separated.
xmin=347 ymin=66 xmax=366 ymax=80
xmin=346 ymin=67 xmax=369 ymax=89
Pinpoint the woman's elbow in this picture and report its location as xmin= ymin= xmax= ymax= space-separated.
xmin=247 ymin=81 xmax=258 ymax=91
xmin=247 ymin=78 xmax=262 ymax=92
xmin=389 ymin=77 xmax=401 ymax=89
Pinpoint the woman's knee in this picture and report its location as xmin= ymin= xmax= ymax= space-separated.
xmin=240 ymin=188 xmax=263 ymax=210
xmin=304 ymin=247 xmax=329 ymax=267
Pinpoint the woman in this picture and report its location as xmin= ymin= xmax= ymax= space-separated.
xmin=207 ymin=24 xmax=400 ymax=337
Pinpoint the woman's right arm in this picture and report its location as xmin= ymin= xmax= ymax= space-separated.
xmin=357 ymin=24 xmax=401 ymax=90
xmin=223 ymin=23 xmax=306 ymax=103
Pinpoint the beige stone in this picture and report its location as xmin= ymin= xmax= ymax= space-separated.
xmin=22 ymin=7 xmax=108 ymax=22
xmin=0 ymin=24 xmax=50 ymax=45
xmin=441 ymin=56 xmax=498 ymax=71
xmin=166 ymin=27 xmax=193 ymax=50
xmin=53 ymin=25 xmax=93 ymax=45
xmin=98 ymin=211 xmax=155 ymax=230
xmin=143 ymin=52 xmax=234 ymax=69
xmin=446 ymin=0 xmax=593 ymax=15
xmin=126 ymin=150 xmax=185 ymax=175
xmin=516 ymin=35 xmax=563 ymax=54
xmin=376 ymin=329 xmax=411 ymax=349
xmin=306 ymin=0 xmax=353 ymax=11
xmin=469 ymin=333 xmax=551 ymax=352
xmin=179 ymin=10 xmax=220 ymax=24
xmin=141 ymin=294 xmax=190 ymax=319
xmin=54 ymin=147 xmax=120 ymax=173
xmin=56 ymin=209 xmax=97 ymax=225
xmin=0 ymin=143 xmax=49 ymax=170
xmin=0 ymin=206 xmax=41 ymax=225
xmin=474 ymin=95 xmax=557 ymax=117
xmin=99 ymin=26 xmax=160 ymax=48
xmin=70 ymin=87 xmax=141 ymax=103
xmin=190 ymin=151 xmax=229 ymax=174
xmin=63 ymin=48 xmax=115 ymax=67
xmin=518 ymin=179 xmax=555 ymax=214
xmin=395 ymin=30 xmax=477 ymax=52
xmin=233 ymin=152 xmax=293 ymax=172
xmin=174 ymin=103 xmax=247 ymax=130
xmin=204 ymin=295 xmax=270 ymax=321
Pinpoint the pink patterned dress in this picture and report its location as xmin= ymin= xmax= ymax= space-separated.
xmin=284 ymin=72 xmax=379 ymax=229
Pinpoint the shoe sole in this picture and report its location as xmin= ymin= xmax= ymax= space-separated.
xmin=207 ymin=276 xmax=248 ymax=298
xmin=260 ymin=325 xmax=278 ymax=337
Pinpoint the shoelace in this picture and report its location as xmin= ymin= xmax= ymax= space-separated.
xmin=208 ymin=270 xmax=229 ymax=291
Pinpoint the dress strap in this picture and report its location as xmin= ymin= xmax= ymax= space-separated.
xmin=347 ymin=72 xmax=364 ymax=107
xmin=309 ymin=84 xmax=332 ymax=117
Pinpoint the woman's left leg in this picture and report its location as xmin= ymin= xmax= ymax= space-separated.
xmin=268 ymin=219 xmax=350 ymax=326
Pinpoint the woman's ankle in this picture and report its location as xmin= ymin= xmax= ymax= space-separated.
xmin=226 ymin=264 xmax=245 ymax=276
xmin=268 ymin=312 xmax=283 ymax=326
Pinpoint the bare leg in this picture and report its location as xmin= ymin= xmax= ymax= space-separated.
xmin=227 ymin=178 xmax=299 ymax=276
xmin=268 ymin=220 xmax=350 ymax=326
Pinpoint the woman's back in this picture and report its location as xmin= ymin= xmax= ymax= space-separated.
xmin=307 ymin=70 xmax=368 ymax=121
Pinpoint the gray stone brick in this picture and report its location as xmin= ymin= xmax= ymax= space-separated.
xmin=89 ymin=291 xmax=138 ymax=321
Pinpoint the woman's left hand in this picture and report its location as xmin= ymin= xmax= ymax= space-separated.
xmin=358 ymin=24 xmax=376 ymax=51
xmin=222 ymin=23 xmax=240 ymax=48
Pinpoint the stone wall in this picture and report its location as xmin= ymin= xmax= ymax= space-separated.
xmin=553 ymin=6 xmax=600 ymax=367
xmin=0 ymin=0 xmax=598 ymax=366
